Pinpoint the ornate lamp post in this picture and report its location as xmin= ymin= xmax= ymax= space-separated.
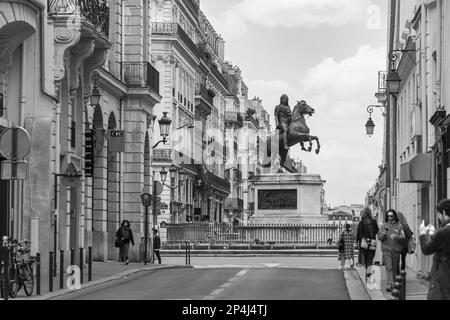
xmin=152 ymin=112 xmax=172 ymax=149
xmin=365 ymin=105 xmax=386 ymax=137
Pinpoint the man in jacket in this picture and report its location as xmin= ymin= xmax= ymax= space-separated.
xmin=419 ymin=199 xmax=450 ymax=300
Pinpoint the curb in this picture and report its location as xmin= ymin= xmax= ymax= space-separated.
xmin=16 ymin=265 xmax=193 ymax=300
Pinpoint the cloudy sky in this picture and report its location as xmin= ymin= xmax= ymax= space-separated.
xmin=201 ymin=0 xmax=388 ymax=208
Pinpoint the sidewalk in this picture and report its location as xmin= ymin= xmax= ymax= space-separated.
xmin=355 ymin=264 xmax=429 ymax=300
xmin=8 ymin=261 xmax=192 ymax=300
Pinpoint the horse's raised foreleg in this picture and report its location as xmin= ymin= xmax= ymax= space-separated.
xmin=310 ymin=136 xmax=321 ymax=154
xmin=307 ymin=136 xmax=313 ymax=152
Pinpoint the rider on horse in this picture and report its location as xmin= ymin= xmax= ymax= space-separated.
xmin=274 ymin=94 xmax=292 ymax=150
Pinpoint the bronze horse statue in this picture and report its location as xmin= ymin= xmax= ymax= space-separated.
xmin=264 ymin=100 xmax=321 ymax=170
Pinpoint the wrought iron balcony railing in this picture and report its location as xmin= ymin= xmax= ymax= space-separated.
xmin=225 ymin=111 xmax=244 ymax=127
xmin=224 ymin=198 xmax=244 ymax=211
xmin=152 ymin=149 xmax=172 ymax=162
xmin=195 ymin=83 xmax=214 ymax=107
xmin=152 ymin=23 xmax=199 ymax=57
xmin=123 ymin=62 xmax=160 ymax=94
xmin=48 ymin=0 xmax=110 ymax=37
xmin=378 ymin=71 xmax=387 ymax=94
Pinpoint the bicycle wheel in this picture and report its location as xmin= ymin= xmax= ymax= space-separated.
xmin=22 ymin=264 xmax=34 ymax=296
xmin=8 ymin=265 xmax=19 ymax=298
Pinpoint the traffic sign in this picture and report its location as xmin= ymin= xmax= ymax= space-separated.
xmin=0 ymin=126 xmax=31 ymax=160
xmin=1 ymin=161 xmax=28 ymax=180
xmin=153 ymin=181 xmax=163 ymax=196
xmin=108 ymin=130 xmax=125 ymax=152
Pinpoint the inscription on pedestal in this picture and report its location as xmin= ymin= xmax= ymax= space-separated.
xmin=258 ymin=189 xmax=297 ymax=210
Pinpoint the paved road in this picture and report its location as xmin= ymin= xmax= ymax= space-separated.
xmin=54 ymin=257 xmax=351 ymax=300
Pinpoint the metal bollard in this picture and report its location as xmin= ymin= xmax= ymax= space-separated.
xmin=59 ymin=250 xmax=64 ymax=289
xmin=36 ymin=253 xmax=41 ymax=295
xmin=70 ymin=248 xmax=75 ymax=266
xmin=79 ymin=248 xmax=84 ymax=285
xmin=2 ymin=246 xmax=10 ymax=301
xmin=88 ymin=247 xmax=92 ymax=282
xmin=185 ymin=241 xmax=188 ymax=265
xmin=400 ymin=271 xmax=407 ymax=300
xmin=391 ymin=281 xmax=401 ymax=300
xmin=188 ymin=241 xmax=191 ymax=265
xmin=49 ymin=251 xmax=54 ymax=292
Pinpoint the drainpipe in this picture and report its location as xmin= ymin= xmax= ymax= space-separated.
xmin=119 ymin=98 xmax=124 ymax=224
xmin=437 ymin=0 xmax=442 ymax=110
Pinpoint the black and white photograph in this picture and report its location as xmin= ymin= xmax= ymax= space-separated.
xmin=0 ymin=0 xmax=450 ymax=313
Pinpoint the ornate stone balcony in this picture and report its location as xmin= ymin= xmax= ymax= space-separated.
xmin=152 ymin=22 xmax=198 ymax=57
xmin=48 ymin=0 xmax=110 ymax=37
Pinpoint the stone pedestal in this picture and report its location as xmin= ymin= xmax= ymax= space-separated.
xmin=248 ymin=173 xmax=327 ymax=224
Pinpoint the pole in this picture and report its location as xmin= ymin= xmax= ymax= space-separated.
xmin=59 ymin=250 xmax=64 ymax=289
xmin=49 ymin=251 xmax=53 ymax=292
xmin=79 ymin=248 xmax=84 ymax=285
xmin=53 ymin=173 xmax=58 ymax=277
xmin=36 ymin=252 xmax=41 ymax=295
xmin=144 ymin=204 xmax=148 ymax=265
xmin=88 ymin=246 xmax=92 ymax=282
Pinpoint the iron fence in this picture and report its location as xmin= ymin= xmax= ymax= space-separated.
xmin=163 ymin=223 xmax=349 ymax=245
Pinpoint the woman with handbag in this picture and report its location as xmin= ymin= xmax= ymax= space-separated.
xmin=357 ymin=207 xmax=379 ymax=279
xmin=116 ymin=220 xmax=135 ymax=265
xmin=377 ymin=209 xmax=406 ymax=292
xmin=339 ymin=224 xmax=356 ymax=270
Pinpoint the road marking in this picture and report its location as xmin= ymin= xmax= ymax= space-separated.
xmin=263 ymin=263 xmax=281 ymax=268
xmin=203 ymin=269 xmax=249 ymax=300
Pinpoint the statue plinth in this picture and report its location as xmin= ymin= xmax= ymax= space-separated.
xmin=248 ymin=173 xmax=328 ymax=225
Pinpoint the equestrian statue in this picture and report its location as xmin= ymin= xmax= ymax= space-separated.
xmin=265 ymin=94 xmax=321 ymax=172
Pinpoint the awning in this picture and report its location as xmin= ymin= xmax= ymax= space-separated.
xmin=400 ymin=153 xmax=431 ymax=183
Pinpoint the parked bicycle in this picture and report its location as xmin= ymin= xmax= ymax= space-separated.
xmin=2 ymin=238 xmax=34 ymax=298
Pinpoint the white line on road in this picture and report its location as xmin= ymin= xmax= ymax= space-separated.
xmin=202 ymin=269 xmax=249 ymax=300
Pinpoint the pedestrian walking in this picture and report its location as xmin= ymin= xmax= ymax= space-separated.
xmin=397 ymin=211 xmax=414 ymax=273
xmin=116 ymin=220 xmax=134 ymax=265
xmin=377 ymin=209 xmax=405 ymax=292
xmin=419 ymin=199 xmax=450 ymax=300
xmin=356 ymin=207 xmax=379 ymax=279
xmin=153 ymin=228 xmax=162 ymax=264
xmin=339 ymin=224 xmax=355 ymax=270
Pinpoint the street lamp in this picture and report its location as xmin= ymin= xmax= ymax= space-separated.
xmin=365 ymin=105 xmax=386 ymax=137
xmin=160 ymin=167 xmax=168 ymax=184
xmin=386 ymin=49 xmax=415 ymax=96
xmin=386 ymin=70 xmax=401 ymax=96
xmin=90 ymin=72 xmax=101 ymax=106
xmin=152 ymin=112 xmax=172 ymax=149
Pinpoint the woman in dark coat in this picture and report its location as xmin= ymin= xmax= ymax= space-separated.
xmin=116 ymin=220 xmax=134 ymax=265
xmin=420 ymin=199 xmax=450 ymax=300
xmin=357 ymin=207 xmax=379 ymax=278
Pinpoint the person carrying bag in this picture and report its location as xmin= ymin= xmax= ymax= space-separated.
xmin=357 ymin=207 xmax=379 ymax=279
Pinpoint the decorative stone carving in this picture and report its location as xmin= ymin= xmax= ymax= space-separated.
xmin=54 ymin=27 xmax=81 ymax=81
xmin=48 ymin=0 xmax=78 ymax=15
xmin=69 ymin=37 xmax=95 ymax=90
